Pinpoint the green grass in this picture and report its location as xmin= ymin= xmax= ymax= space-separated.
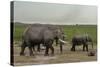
xmin=13 ymin=23 xmax=97 ymax=44
xmin=13 ymin=23 xmax=28 ymax=41
xmin=63 ymin=25 xmax=97 ymax=43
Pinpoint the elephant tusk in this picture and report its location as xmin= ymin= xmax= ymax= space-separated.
xmin=59 ymin=39 xmax=67 ymax=44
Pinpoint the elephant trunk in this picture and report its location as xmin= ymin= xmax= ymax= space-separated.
xmin=59 ymin=39 xmax=67 ymax=53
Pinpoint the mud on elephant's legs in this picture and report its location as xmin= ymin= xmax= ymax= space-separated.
xmin=28 ymin=46 xmax=34 ymax=56
xmin=71 ymin=44 xmax=76 ymax=51
xmin=20 ymin=43 xmax=26 ymax=56
xmin=86 ymin=44 xmax=88 ymax=52
xmin=83 ymin=44 xmax=85 ymax=51
xmin=44 ymin=46 xmax=49 ymax=56
xmin=20 ymin=47 xmax=25 ymax=56
xmin=83 ymin=43 xmax=88 ymax=52
xmin=60 ymin=44 xmax=63 ymax=53
xmin=37 ymin=44 xmax=40 ymax=52
xmin=50 ymin=45 xmax=54 ymax=56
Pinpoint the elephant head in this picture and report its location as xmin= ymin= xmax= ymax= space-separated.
xmin=51 ymin=26 xmax=67 ymax=53
xmin=54 ymin=27 xmax=67 ymax=44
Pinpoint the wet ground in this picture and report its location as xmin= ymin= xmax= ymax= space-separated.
xmin=13 ymin=42 xmax=97 ymax=66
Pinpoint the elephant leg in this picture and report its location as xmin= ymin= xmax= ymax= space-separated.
xmin=83 ymin=44 xmax=85 ymax=51
xmin=32 ymin=45 xmax=35 ymax=51
xmin=71 ymin=47 xmax=73 ymax=51
xmin=86 ymin=44 xmax=88 ymax=52
xmin=73 ymin=45 xmax=76 ymax=51
xmin=28 ymin=46 xmax=34 ymax=56
xmin=50 ymin=45 xmax=54 ymax=55
xmin=71 ymin=44 xmax=73 ymax=51
xmin=55 ymin=39 xmax=58 ymax=46
xmin=71 ymin=44 xmax=76 ymax=51
xmin=60 ymin=44 xmax=63 ymax=53
xmin=44 ymin=46 xmax=49 ymax=56
xmin=20 ymin=42 xmax=26 ymax=56
xmin=37 ymin=44 xmax=40 ymax=52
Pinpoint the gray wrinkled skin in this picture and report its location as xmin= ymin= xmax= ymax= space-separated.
xmin=71 ymin=34 xmax=93 ymax=52
xmin=20 ymin=24 xmax=65 ymax=56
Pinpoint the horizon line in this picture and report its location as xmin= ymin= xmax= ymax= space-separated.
xmin=14 ymin=22 xmax=97 ymax=25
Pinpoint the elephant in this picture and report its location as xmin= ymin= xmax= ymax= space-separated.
xmin=71 ymin=34 xmax=93 ymax=52
xmin=20 ymin=25 xmax=45 ymax=56
xmin=20 ymin=24 xmax=66 ymax=56
xmin=43 ymin=27 xmax=66 ymax=55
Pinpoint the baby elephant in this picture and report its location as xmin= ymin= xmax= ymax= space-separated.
xmin=71 ymin=34 xmax=93 ymax=52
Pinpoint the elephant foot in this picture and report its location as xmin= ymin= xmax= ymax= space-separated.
xmin=50 ymin=54 xmax=54 ymax=56
xmin=83 ymin=50 xmax=88 ymax=52
xmin=83 ymin=49 xmax=85 ymax=51
xmin=37 ymin=49 xmax=41 ymax=52
xmin=83 ymin=50 xmax=86 ymax=52
xmin=70 ymin=48 xmax=75 ymax=51
xmin=60 ymin=51 xmax=63 ymax=54
xmin=20 ymin=52 xmax=25 ymax=56
xmin=44 ymin=54 xmax=49 ymax=56
xmin=70 ymin=48 xmax=73 ymax=51
xmin=30 ymin=53 xmax=34 ymax=56
xmin=71 ymin=49 xmax=75 ymax=52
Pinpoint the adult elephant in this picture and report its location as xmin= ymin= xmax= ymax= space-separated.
xmin=43 ymin=26 xmax=66 ymax=56
xmin=71 ymin=34 xmax=93 ymax=52
xmin=20 ymin=24 xmax=66 ymax=56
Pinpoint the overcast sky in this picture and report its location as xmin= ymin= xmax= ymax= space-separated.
xmin=13 ymin=1 xmax=97 ymax=25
